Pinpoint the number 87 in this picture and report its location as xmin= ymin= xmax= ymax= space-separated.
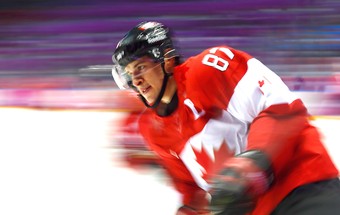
xmin=202 ymin=47 xmax=234 ymax=72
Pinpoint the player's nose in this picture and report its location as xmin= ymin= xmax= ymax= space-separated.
xmin=132 ymin=76 xmax=143 ymax=87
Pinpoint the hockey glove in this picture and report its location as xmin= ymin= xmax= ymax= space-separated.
xmin=209 ymin=150 xmax=274 ymax=215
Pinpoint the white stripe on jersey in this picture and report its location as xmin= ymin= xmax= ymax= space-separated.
xmin=228 ymin=58 xmax=298 ymax=123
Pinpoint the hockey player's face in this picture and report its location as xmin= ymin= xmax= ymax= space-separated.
xmin=125 ymin=57 xmax=164 ymax=104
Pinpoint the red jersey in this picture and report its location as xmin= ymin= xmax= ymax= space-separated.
xmin=138 ymin=46 xmax=339 ymax=214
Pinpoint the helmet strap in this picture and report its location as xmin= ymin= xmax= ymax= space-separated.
xmin=138 ymin=62 xmax=171 ymax=109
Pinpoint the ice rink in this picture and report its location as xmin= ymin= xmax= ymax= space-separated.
xmin=0 ymin=108 xmax=338 ymax=215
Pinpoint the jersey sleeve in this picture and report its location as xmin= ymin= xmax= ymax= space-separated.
xmin=138 ymin=110 xmax=205 ymax=205
xmin=228 ymin=57 xmax=311 ymax=172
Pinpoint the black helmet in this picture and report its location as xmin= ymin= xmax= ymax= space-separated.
xmin=112 ymin=21 xmax=178 ymax=90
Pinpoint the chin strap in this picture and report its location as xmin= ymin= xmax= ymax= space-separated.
xmin=138 ymin=62 xmax=172 ymax=109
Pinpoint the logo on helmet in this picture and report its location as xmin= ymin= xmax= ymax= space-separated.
xmin=115 ymin=50 xmax=125 ymax=61
xmin=147 ymin=34 xmax=166 ymax=43
xmin=151 ymin=48 xmax=161 ymax=58
xmin=146 ymin=28 xmax=167 ymax=44
xmin=138 ymin=22 xmax=160 ymax=30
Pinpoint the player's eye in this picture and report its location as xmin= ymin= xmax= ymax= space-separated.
xmin=125 ymin=64 xmax=146 ymax=78
xmin=136 ymin=65 xmax=146 ymax=72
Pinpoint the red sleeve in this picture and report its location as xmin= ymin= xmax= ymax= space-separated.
xmin=138 ymin=110 xmax=203 ymax=205
xmin=160 ymin=159 xmax=204 ymax=205
xmin=247 ymin=99 xmax=310 ymax=173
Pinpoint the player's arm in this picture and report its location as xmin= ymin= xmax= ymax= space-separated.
xmin=209 ymin=98 xmax=308 ymax=214
xmin=139 ymin=129 xmax=211 ymax=214
xmin=137 ymin=115 xmax=210 ymax=214
xmin=208 ymin=56 xmax=309 ymax=214
xmin=240 ymin=57 xmax=310 ymax=174
xmin=158 ymin=156 xmax=211 ymax=214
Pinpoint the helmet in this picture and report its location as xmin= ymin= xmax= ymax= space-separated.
xmin=112 ymin=21 xmax=178 ymax=90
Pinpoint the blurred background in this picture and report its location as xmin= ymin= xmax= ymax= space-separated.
xmin=1 ymin=0 xmax=340 ymax=168
xmin=1 ymin=1 xmax=340 ymax=214
xmin=1 ymin=0 xmax=339 ymax=113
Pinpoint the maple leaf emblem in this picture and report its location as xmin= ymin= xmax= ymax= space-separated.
xmin=258 ymin=80 xmax=264 ymax=87
xmin=192 ymin=140 xmax=233 ymax=182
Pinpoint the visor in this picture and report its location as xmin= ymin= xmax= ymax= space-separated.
xmin=112 ymin=65 xmax=131 ymax=90
xmin=112 ymin=58 xmax=164 ymax=91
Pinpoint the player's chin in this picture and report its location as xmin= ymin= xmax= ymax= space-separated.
xmin=144 ymin=95 xmax=156 ymax=106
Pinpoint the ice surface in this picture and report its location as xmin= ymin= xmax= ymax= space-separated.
xmin=0 ymin=108 xmax=338 ymax=215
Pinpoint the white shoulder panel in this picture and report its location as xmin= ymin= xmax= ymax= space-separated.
xmin=228 ymin=58 xmax=298 ymax=123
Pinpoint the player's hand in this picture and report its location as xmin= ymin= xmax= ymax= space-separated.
xmin=209 ymin=150 xmax=273 ymax=215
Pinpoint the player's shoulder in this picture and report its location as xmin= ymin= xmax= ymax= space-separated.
xmin=184 ymin=46 xmax=252 ymax=69
xmin=180 ymin=46 xmax=249 ymax=79
xmin=196 ymin=45 xmax=251 ymax=59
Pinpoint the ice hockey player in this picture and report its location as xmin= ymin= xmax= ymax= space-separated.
xmin=111 ymin=21 xmax=340 ymax=214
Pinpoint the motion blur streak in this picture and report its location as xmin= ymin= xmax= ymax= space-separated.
xmin=0 ymin=0 xmax=339 ymax=95
xmin=0 ymin=108 xmax=180 ymax=215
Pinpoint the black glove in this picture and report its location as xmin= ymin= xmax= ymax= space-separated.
xmin=209 ymin=150 xmax=274 ymax=215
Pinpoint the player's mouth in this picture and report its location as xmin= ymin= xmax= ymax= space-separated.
xmin=140 ymin=86 xmax=151 ymax=95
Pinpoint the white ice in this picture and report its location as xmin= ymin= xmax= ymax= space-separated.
xmin=0 ymin=108 xmax=338 ymax=215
